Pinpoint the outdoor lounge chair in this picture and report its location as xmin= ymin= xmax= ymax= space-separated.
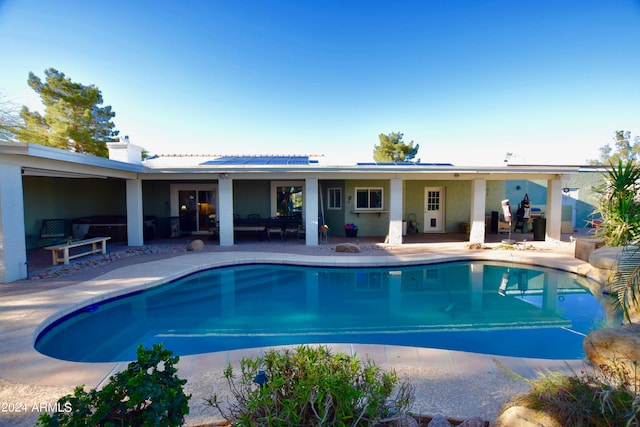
xmin=39 ymin=218 xmax=70 ymax=244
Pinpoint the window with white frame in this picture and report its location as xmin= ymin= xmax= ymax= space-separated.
xmin=327 ymin=187 xmax=342 ymax=210
xmin=355 ymin=188 xmax=383 ymax=210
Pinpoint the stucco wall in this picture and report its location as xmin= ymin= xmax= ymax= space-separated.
xmin=233 ymin=180 xmax=270 ymax=218
xmin=142 ymin=181 xmax=171 ymax=219
xmin=486 ymin=180 xmax=506 ymax=221
xmin=319 ymin=180 xmax=344 ymax=235
xmin=563 ymin=170 xmax=602 ymax=226
xmin=505 ymin=171 xmax=603 ymax=229
xmin=403 ymin=180 xmax=505 ymax=234
xmin=343 ymin=180 xmax=390 ymax=236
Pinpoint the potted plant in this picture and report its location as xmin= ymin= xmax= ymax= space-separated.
xmin=344 ymin=223 xmax=358 ymax=237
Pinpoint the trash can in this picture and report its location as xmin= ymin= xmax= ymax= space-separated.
xmin=532 ymin=218 xmax=546 ymax=241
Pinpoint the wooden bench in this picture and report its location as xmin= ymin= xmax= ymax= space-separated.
xmin=45 ymin=237 xmax=111 ymax=265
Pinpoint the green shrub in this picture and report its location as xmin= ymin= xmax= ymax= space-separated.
xmin=37 ymin=343 xmax=190 ymax=427
xmin=207 ymin=345 xmax=414 ymax=426
xmin=592 ymin=160 xmax=640 ymax=247
xmin=509 ymin=361 xmax=640 ymax=426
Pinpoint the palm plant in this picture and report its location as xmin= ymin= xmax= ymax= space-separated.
xmin=592 ymin=160 xmax=640 ymax=246
xmin=592 ymin=160 xmax=640 ymax=322
xmin=609 ymin=242 xmax=640 ymax=322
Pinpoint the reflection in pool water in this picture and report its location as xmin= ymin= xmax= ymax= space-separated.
xmin=35 ymin=261 xmax=609 ymax=362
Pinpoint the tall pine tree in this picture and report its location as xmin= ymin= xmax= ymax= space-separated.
xmin=16 ymin=68 xmax=119 ymax=157
xmin=373 ymin=132 xmax=419 ymax=163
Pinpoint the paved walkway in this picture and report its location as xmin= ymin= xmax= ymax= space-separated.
xmin=0 ymin=233 xmax=596 ymax=426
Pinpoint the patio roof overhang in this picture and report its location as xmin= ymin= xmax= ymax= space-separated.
xmin=0 ymin=142 xmax=144 ymax=179
xmin=138 ymin=163 xmax=579 ymax=181
xmin=0 ymin=141 xmax=580 ymax=181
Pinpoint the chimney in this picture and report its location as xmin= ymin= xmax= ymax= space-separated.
xmin=107 ymin=136 xmax=143 ymax=164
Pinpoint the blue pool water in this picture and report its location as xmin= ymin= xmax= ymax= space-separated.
xmin=35 ymin=261 xmax=610 ymax=362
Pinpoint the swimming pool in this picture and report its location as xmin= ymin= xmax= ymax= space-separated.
xmin=35 ymin=261 xmax=608 ymax=362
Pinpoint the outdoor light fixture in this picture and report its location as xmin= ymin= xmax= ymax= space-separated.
xmin=253 ymin=370 xmax=268 ymax=387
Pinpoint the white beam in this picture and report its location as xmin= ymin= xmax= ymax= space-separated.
xmin=126 ymin=179 xmax=144 ymax=246
xmin=469 ymin=179 xmax=486 ymax=244
xmin=305 ymin=178 xmax=319 ymax=246
xmin=218 ymin=178 xmax=234 ymax=246
xmin=388 ymin=178 xmax=403 ymax=245
xmin=546 ymin=178 xmax=562 ymax=241
xmin=0 ymin=162 xmax=27 ymax=282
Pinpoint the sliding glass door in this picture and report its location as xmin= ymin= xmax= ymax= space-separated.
xmin=171 ymin=184 xmax=217 ymax=234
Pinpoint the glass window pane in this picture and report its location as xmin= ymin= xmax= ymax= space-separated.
xmin=328 ymin=188 xmax=341 ymax=209
xmin=370 ymin=189 xmax=382 ymax=209
xmin=277 ymin=186 xmax=303 ymax=216
xmin=356 ymin=189 xmax=368 ymax=209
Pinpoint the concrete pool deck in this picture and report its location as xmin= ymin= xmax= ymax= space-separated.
xmin=0 ymin=233 xmax=598 ymax=425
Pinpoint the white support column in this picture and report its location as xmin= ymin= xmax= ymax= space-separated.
xmin=305 ymin=178 xmax=319 ymax=246
xmin=388 ymin=178 xmax=403 ymax=245
xmin=0 ymin=162 xmax=27 ymax=282
xmin=469 ymin=179 xmax=486 ymax=244
xmin=546 ymin=178 xmax=562 ymax=241
xmin=126 ymin=179 xmax=144 ymax=246
xmin=218 ymin=177 xmax=234 ymax=246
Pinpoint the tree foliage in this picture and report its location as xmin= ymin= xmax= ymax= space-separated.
xmin=589 ymin=130 xmax=640 ymax=165
xmin=15 ymin=68 xmax=119 ymax=157
xmin=373 ymin=132 xmax=419 ymax=163
xmin=0 ymin=92 xmax=21 ymax=142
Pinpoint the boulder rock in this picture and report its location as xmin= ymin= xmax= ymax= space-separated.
xmin=187 ymin=239 xmax=205 ymax=251
xmin=492 ymin=406 xmax=562 ymax=427
xmin=584 ymin=323 xmax=640 ymax=383
xmin=335 ymin=243 xmax=361 ymax=253
xmin=588 ymin=246 xmax=624 ymax=270
xmin=427 ymin=414 xmax=450 ymax=427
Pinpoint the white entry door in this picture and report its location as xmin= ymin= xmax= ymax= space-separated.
xmin=424 ymin=187 xmax=445 ymax=233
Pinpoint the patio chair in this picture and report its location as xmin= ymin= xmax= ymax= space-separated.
xmin=297 ymin=225 xmax=306 ymax=240
xmin=39 ymin=218 xmax=70 ymax=244
xmin=266 ymin=218 xmax=284 ymax=241
xmin=282 ymin=217 xmax=301 ymax=240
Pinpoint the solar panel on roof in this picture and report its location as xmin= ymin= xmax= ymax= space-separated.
xmin=356 ymin=162 xmax=454 ymax=166
xmin=201 ymin=156 xmax=311 ymax=165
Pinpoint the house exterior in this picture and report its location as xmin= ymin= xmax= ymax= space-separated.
xmin=0 ymin=140 xmax=590 ymax=283
xmin=503 ymin=165 xmax=606 ymax=235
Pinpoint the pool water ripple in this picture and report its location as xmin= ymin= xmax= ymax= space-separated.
xmin=35 ymin=261 xmax=608 ymax=362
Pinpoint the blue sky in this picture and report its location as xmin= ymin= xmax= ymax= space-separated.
xmin=1 ymin=1 xmax=639 ymax=165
